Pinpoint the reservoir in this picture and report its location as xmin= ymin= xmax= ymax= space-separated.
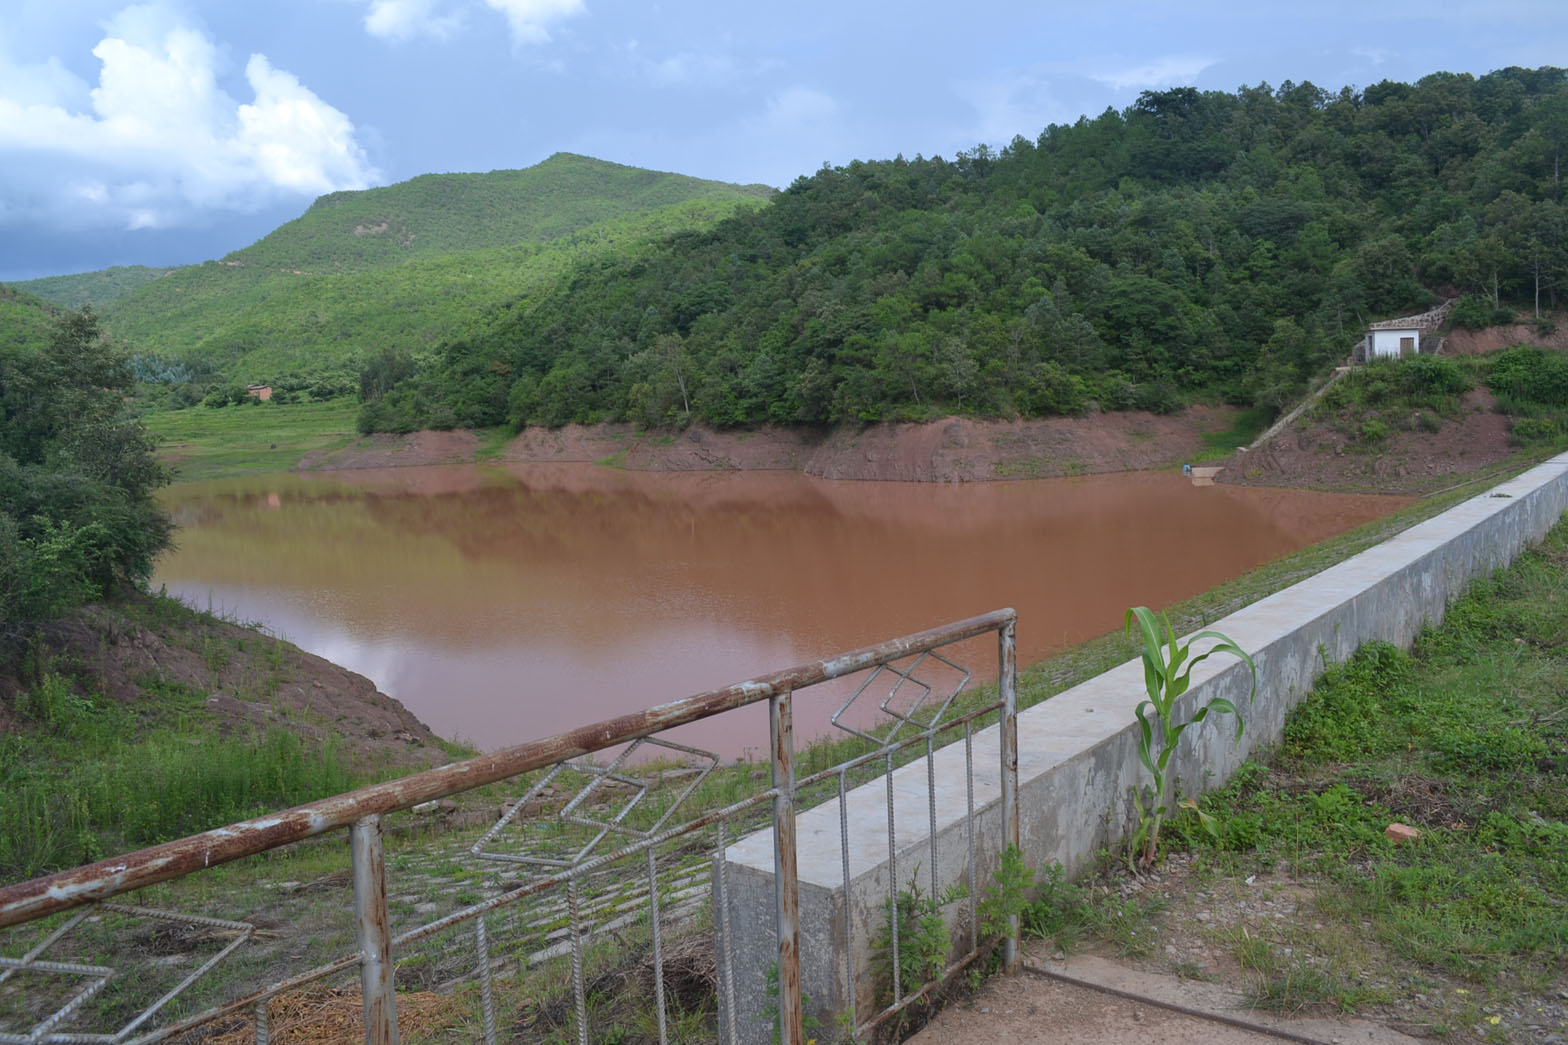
xmin=153 ymin=464 xmax=1410 ymax=754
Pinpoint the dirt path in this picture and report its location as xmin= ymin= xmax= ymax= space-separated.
xmin=912 ymin=949 xmax=1424 ymax=1045
xmin=924 ymin=849 xmax=1568 ymax=1044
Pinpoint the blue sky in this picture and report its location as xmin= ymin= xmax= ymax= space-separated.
xmin=1 ymin=0 xmax=1564 ymax=281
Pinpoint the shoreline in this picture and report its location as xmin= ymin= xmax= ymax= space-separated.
xmin=295 ymin=408 xmax=1239 ymax=484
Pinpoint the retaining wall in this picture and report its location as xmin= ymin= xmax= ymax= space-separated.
xmin=719 ymin=451 xmax=1568 ymax=1042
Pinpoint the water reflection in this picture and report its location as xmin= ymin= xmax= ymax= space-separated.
xmin=155 ymin=465 xmax=1410 ymax=752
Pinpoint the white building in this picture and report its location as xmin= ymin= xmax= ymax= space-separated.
xmin=1353 ymin=300 xmax=1456 ymax=363
xmin=1367 ymin=323 xmax=1422 ymax=360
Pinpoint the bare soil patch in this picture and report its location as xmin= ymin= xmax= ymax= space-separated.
xmin=1443 ymin=317 xmax=1568 ymax=356
xmin=297 ymin=409 xmax=1236 ymax=484
xmin=1224 ymin=389 xmax=1517 ymax=494
xmin=297 ymin=428 xmax=479 ymax=473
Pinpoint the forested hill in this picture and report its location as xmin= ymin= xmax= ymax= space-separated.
xmin=0 ymin=285 xmax=57 ymax=356
xmin=84 ymin=155 xmax=775 ymax=388
xmin=16 ymin=266 xmax=172 ymax=311
xmin=362 ymin=66 xmax=1568 ymax=435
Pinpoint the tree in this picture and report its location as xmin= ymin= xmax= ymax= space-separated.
xmin=0 ymin=308 xmax=171 ymax=655
xmin=1246 ymin=318 xmax=1319 ymax=414
xmin=1488 ymin=191 xmax=1568 ymax=316
xmin=358 ymin=346 xmax=416 ymax=402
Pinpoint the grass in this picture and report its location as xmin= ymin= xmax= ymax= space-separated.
xmin=1191 ymin=405 xmax=1269 ymax=461
xmin=1201 ymin=520 xmax=1568 ymax=972
xmin=143 ymin=398 xmax=361 ymax=482
xmin=0 ymin=632 xmax=363 ymax=879
xmin=1312 ymin=349 xmax=1568 ymax=457
xmin=1102 ymin=513 xmax=1568 ymax=1027
xmin=472 ymin=425 xmax=514 ymax=462
xmin=0 ymin=590 xmax=472 ymax=881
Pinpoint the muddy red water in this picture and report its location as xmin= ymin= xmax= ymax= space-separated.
xmin=153 ymin=465 xmax=1410 ymax=755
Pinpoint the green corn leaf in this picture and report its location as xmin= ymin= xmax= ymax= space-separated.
xmin=1134 ymin=701 xmax=1158 ymax=775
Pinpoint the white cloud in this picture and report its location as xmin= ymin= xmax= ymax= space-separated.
xmin=617 ymin=40 xmax=778 ymax=89
xmin=644 ymin=50 xmax=736 ymax=87
xmin=0 ymin=51 xmax=89 ymax=109
xmin=239 ymin=55 xmax=379 ymax=195
xmin=765 ymin=86 xmax=838 ymax=127
xmin=481 ymin=0 xmax=585 ymax=45
xmin=364 ymin=0 xmax=464 ymax=42
xmin=956 ymin=69 xmax=1069 ymax=145
xmin=357 ymin=0 xmax=583 ymax=46
xmin=1090 ymin=54 xmax=1215 ymax=92
xmin=0 ymin=6 xmax=378 ymax=231
xmin=1351 ymin=45 xmax=1392 ymax=66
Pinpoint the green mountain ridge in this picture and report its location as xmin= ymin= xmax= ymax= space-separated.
xmin=15 ymin=266 xmax=173 ymax=311
xmin=56 ymin=154 xmax=774 ymax=383
xmin=250 ymin=153 xmax=776 ymax=272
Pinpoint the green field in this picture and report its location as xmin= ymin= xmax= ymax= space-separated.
xmin=144 ymin=399 xmax=362 ymax=483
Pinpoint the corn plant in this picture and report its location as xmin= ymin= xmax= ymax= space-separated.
xmin=1125 ymin=606 xmax=1256 ymax=871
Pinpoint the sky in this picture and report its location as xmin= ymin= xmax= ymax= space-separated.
xmin=1 ymin=1 xmax=1565 ymax=282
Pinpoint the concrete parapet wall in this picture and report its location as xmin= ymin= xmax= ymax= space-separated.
xmin=720 ymin=451 xmax=1568 ymax=1042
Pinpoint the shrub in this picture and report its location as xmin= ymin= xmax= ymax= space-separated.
xmin=1397 ymin=355 xmax=1468 ymax=398
xmin=1134 ymin=375 xmax=1182 ymax=415
xmin=1509 ymin=417 xmax=1560 ymax=445
xmin=0 ymin=309 xmax=171 ymax=658
xmin=1021 ymin=361 xmax=1089 ymax=416
xmin=1488 ymin=346 xmax=1568 ymax=412
xmin=1449 ymin=295 xmax=1492 ymax=330
xmin=1359 ymin=418 xmax=1391 ymax=444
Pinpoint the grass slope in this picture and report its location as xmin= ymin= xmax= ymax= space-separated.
xmin=238 ymin=153 xmax=774 ymax=272
xmin=98 ymin=154 xmax=774 ymax=379
xmin=144 ymin=398 xmax=363 ymax=482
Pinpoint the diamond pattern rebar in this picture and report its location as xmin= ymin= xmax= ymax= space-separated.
xmin=470 ymin=737 xmax=718 ymax=872
xmin=830 ymin=651 xmax=972 ymax=744
xmin=0 ymin=903 xmax=253 ymax=1044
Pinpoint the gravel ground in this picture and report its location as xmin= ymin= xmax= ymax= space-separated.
xmin=1083 ymin=851 xmax=1568 ymax=1043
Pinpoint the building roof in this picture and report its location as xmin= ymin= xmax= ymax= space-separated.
xmin=1365 ymin=298 xmax=1455 ymax=334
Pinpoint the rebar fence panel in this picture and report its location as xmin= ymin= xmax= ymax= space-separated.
xmin=0 ymin=610 xmax=1019 ymax=1045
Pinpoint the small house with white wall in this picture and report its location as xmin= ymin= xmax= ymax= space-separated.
xmin=1366 ymin=321 xmax=1422 ymax=360
xmin=1352 ymin=299 xmax=1455 ymax=364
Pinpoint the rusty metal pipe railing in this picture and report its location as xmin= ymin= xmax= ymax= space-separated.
xmin=0 ymin=609 xmax=1014 ymax=931
xmin=770 ymin=690 xmax=803 ymax=1045
xmin=998 ymin=616 xmax=1020 ymax=974
xmin=0 ymin=607 xmax=1020 ymax=1045
xmin=351 ymin=815 xmax=398 ymax=1045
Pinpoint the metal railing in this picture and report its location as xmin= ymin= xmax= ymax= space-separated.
xmin=0 ymin=609 xmax=1019 ymax=1044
